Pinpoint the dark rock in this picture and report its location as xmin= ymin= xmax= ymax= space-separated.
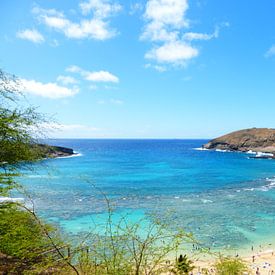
xmin=35 ymin=144 xmax=75 ymax=159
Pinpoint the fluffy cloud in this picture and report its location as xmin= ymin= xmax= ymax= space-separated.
xmin=67 ymin=65 xmax=119 ymax=83
xmin=57 ymin=75 xmax=78 ymax=85
xmin=66 ymin=65 xmax=82 ymax=73
xmin=33 ymin=1 xmax=121 ymax=40
xmin=265 ymin=45 xmax=275 ymax=58
xmin=84 ymin=71 xmax=119 ymax=83
xmin=16 ymin=29 xmax=45 ymax=43
xmin=129 ymin=3 xmax=143 ymax=15
xmin=141 ymin=0 xmax=195 ymax=66
xmin=183 ymin=30 xmax=218 ymax=41
xmin=79 ymin=0 xmax=122 ymax=17
xmin=141 ymin=0 xmax=227 ymax=68
xmin=145 ymin=41 xmax=198 ymax=63
xmin=183 ymin=23 xmax=229 ymax=41
xmin=21 ymin=79 xmax=79 ymax=99
xmin=145 ymin=63 xmax=167 ymax=72
xmin=144 ymin=0 xmax=189 ymax=29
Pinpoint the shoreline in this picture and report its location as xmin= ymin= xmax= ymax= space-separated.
xmin=192 ymin=246 xmax=275 ymax=274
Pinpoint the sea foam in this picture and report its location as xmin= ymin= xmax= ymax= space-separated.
xmin=0 ymin=197 xmax=24 ymax=203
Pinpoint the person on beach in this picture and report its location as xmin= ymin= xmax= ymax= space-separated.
xmin=256 ymin=267 xmax=260 ymax=275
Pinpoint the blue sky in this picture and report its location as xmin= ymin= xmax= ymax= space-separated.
xmin=0 ymin=0 xmax=275 ymax=138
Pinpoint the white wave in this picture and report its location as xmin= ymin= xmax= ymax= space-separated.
xmin=255 ymin=152 xmax=274 ymax=158
xmin=0 ymin=197 xmax=24 ymax=203
xmin=244 ymin=188 xmax=255 ymax=191
xmin=193 ymin=147 xmax=209 ymax=151
xmin=215 ymin=149 xmax=230 ymax=152
xmin=261 ymin=179 xmax=275 ymax=191
xmin=243 ymin=178 xmax=275 ymax=192
xmin=201 ymin=199 xmax=213 ymax=204
xmin=246 ymin=150 xmax=257 ymax=155
xmin=257 ymin=186 xmax=269 ymax=192
xmin=56 ymin=152 xmax=83 ymax=159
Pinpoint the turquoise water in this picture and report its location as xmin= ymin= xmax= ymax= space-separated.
xmin=18 ymin=139 xmax=275 ymax=252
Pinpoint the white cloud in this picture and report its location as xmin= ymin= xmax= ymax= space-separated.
xmin=57 ymin=75 xmax=78 ymax=85
xmin=265 ymin=45 xmax=275 ymax=58
xmin=21 ymin=79 xmax=79 ymax=99
xmin=183 ymin=30 xmax=218 ymax=41
xmin=183 ymin=23 xmax=229 ymax=41
xmin=79 ymin=0 xmax=122 ymax=17
xmin=141 ymin=0 xmax=195 ymax=66
xmin=141 ymin=1 xmax=228 ymax=68
xmin=66 ymin=65 xmax=82 ymax=73
xmin=67 ymin=65 xmax=119 ymax=83
xmin=145 ymin=63 xmax=166 ymax=72
xmin=33 ymin=3 xmax=120 ymax=40
xmin=141 ymin=0 xmax=188 ymax=42
xmin=84 ymin=71 xmax=119 ymax=83
xmin=16 ymin=29 xmax=45 ymax=43
xmin=129 ymin=3 xmax=143 ymax=15
xmin=144 ymin=0 xmax=189 ymax=29
xmin=145 ymin=41 xmax=198 ymax=63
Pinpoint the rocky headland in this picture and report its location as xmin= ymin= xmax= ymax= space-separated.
xmin=35 ymin=144 xmax=75 ymax=159
xmin=203 ymin=128 xmax=275 ymax=158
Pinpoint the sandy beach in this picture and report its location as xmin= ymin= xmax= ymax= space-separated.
xmin=191 ymin=246 xmax=275 ymax=274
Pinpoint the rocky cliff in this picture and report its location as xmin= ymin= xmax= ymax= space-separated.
xmin=35 ymin=144 xmax=75 ymax=159
xmin=203 ymin=128 xmax=275 ymax=156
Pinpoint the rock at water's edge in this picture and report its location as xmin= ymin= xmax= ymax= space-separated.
xmin=203 ymin=128 xmax=275 ymax=157
xmin=35 ymin=144 xmax=75 ymax=158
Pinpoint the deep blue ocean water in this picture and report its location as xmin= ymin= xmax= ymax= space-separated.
xmin=18 ymin=139 xmax=275 ymax=252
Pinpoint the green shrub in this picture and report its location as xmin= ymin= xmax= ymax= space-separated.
xmin=0 ymin=205 xmax=55 ymax=260
xmin=214 ymin=257 xmax=249 ymax=275
xmin=176 ymin=254 xmax=195 ymax=274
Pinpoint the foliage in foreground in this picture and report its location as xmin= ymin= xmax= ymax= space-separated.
xmin=0 ymin=205 xmax=55 ymax=259
xmin=176 ymin=254 xmax=195 ymax=274
xmin=0 ymin=68 xmax=73 ymax=274
xmin=214 ymin=256 xmax=250 ymax=275
xmin=0 ymin=203 xmax=69 ymax=274
xmin=0 ymin=68 xmax=196 ymax=274
xmin=75 ymin=204 xmax=195 ymax=275
xmin=0 ymin=68 xmax=45 ymax=197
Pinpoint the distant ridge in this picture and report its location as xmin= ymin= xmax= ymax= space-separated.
xmin=203 ymin=128 xmax=275 ymax=157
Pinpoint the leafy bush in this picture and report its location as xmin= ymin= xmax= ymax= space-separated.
xmin=176 ymin=254 xmax=195 ymax=274
xmin=214 ymin=257 xmax=249 ymax=275
xmin=0 ymin=205 xmax=56 ymax=260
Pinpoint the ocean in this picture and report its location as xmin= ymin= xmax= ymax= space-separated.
xmin=18 ymin=139 xmax=275 ymax=253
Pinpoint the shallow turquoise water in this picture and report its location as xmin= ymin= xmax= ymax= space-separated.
xmin=17 ymin=139 xmax=275 ymax=252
